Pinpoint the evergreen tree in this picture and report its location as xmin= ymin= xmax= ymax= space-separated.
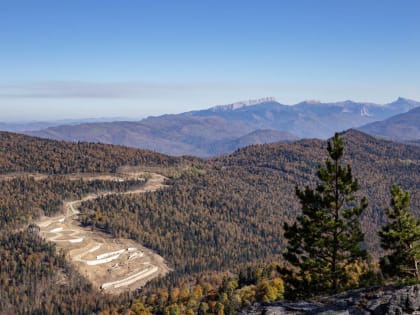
xmin=379 ymin=185 xmax=420 ymax=282
xmin=283 ymin=133 xmax=367 ymax=297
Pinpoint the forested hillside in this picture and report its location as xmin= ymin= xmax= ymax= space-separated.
xmin=0 ymin=131 xmax=185 ymax=314
xmin=0 ymin=176 xmax=144 ymax=313
xmin=0 ymin=131 xmax=180 ymax=174
xmin=0 ymin=130 xmax=419 ymax=314
xmin=79 ymin=130 xmax=420 ymax=276
xmin=0 ymin=231 xmax=106 ymax=314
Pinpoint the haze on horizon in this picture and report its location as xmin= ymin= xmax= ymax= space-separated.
xmin=1 ymin=0 xmax=419 ymax=121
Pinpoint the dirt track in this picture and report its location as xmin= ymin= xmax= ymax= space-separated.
xmin=35 ymin=173 xmax=170 ymax=294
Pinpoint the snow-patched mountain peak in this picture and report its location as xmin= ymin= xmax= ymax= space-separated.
xmin=360 ymin=106 xmax=372 ymax=117
xmin=211 ymin=97 xmax=276 ymax=112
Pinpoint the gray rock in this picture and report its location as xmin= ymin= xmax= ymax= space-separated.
xmin=389 ymin=284 xmax=420 ymax=312
xmin=314 ymin=311 xmax=350 ymax=315
xmin=240 ymin=285 xmax=420 ymax=315
xmin=366 ymin=295 xmax=392 ymax=314
xmin=262 ymin=306 xmax=301 ymax=315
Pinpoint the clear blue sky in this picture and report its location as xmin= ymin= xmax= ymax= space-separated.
xmin=1 ymin=0 xmax=419 ymax=121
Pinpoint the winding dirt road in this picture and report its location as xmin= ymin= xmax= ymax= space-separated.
xmin=36 ymin=173 xmax=170 ymax=294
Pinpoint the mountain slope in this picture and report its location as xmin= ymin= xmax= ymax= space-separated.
xmin=26 ymin=97 xmax=419 ymax=157
xmin=1 ymin=130 xmax=419 ymax=313
xmin=208 ymin=129 xmax=298 ymax=155
xmin=28 ymin=116 xmax=257 ymax=157
xmin=0 ymin=132 xmax=187 ymax=314
xmin=0 ymin=131 xmax=181 ymax=174
xmin=77 ymin=130 xmax=420 ymax=275
xmin=359 ymin=105 xmax=420 ymax=141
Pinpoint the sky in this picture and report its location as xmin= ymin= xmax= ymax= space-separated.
xmin=0 ymin=0 xmax=419 ymax=121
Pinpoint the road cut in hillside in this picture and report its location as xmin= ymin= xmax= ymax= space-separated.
xmin=36 ymin=173 xmax=170 ymax=294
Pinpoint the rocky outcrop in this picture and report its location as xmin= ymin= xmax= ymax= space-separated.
xmin=240 ymin=285 xmax=420 ymax=315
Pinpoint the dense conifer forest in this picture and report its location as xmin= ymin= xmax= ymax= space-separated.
xmin=0 ymin=131 xmax=180 ymax=174
xmin=0 ymin=130 xmax=419 ymax=314
xmin=80 ymin=130 xmax=420 ymax=274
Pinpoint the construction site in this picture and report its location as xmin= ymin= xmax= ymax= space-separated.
xmin=35 ymin=172 xmax=170 ymax=294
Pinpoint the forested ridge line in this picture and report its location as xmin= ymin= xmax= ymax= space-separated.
xmin=0 ymin=131 xmax=184 ymax=174
xmin=0 ymin=129 xmax=419 ymax=314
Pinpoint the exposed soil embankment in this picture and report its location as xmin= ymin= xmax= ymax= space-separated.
xmin=36 ymin=173 xmax=170 ymax=294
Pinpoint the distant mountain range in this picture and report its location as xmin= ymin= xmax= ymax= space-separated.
xmin=0 ymin=117 xmax=137 ymax=133
xmin=23 ymin=97 xmax=420 ymax=157
xmin=194 ymin=97 xmax=418 ymax=138
xmin=358 ymin=105 xmax=420 ymax=141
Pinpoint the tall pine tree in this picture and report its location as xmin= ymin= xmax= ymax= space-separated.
xmin=283 ymin=133 xmax=367 ymax=297
xmin=379 ymin=185 xmax=420 ymax=282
